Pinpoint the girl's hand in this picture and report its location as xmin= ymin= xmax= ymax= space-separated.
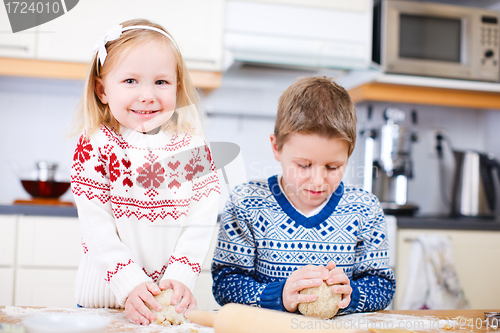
xmin=325 ymin=261 xmax=352 ymax=309
xmin=159 ymin=279 xmax=197 ymax=316
xmin=125 ymin=282 xmax=162 ymax=325
xmin=282 ymin=264 xmax=330 ymax=313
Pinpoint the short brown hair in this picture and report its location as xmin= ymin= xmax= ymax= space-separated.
xmin=274 ymin=76 xmax=357 ymax=156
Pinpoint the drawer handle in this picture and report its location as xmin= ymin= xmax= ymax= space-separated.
xmin=0 ymin=44 xmax=29 ymax=52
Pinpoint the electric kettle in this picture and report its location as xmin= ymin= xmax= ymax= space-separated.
xmin=451 ymin=150 xmax=500 ymax=217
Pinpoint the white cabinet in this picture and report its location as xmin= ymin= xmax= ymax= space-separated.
xmin=194 ymin=271 xmax=220 ymax=310
xmin=0 ymin=7 xmax=36 ymax=58
xmin=0 ymin=215 xmax=16 ymax=306
xmin=193 ymin=223 xmax=221 ymax=310
xmin=14 ymin=216 xmax=81 ymax=307
xmin=15 ymin=268 xmax=78 ymax=307
xmin=17 ymin=216 xmax=81 ymax=268
xmin=225 ymin=0 xmax=373 ymax=70
xmin=0 ymin=215 xmax=81 ymax=307
xmin=35 ymin=0 xmax=224 ymax=71
xmin=0 ymin=268 xmax=14 ymax=306
xmin=394 ymin=228 xmax=500 ymax=310
xmin=0 ymin=215 xmax=16 ymax=266
xmin=1 ymin=214 xmax=221 ymax=309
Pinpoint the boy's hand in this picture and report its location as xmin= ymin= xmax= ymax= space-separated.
xmin=325 ymin=261 xmax=352 ymax=309
xmin=159 ymin=279 xmax=197 ymax=316
xmin=282 ymin=264 xmax=329 ymax=312
xmin=125 ymin=282 xmax=162 ymax=325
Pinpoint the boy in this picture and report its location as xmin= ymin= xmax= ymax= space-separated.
xmin=211 ymin=77 xmax=395 ymax=314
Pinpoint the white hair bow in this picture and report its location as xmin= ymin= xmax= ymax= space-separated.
xmin=92 ymin=24 xmax=179 ymax=67
xmin=92 ymin=24 xmax=123 ymax=67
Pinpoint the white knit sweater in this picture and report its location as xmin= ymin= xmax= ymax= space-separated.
xmin=71 ymin=125 xmax=220 ymax=308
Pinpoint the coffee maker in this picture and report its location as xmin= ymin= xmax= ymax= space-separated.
xmin=361 ymin=107 xmax=419 ymax=215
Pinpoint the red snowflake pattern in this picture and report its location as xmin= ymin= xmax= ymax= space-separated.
xmin=74 ymin=136 xmax=93 ymax=164
xmin=109 ymin=153 xmax=121 ymax=182
xmin=137 ymin=161 xmax=165 ymax=189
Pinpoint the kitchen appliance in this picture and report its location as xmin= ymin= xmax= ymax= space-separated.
xmin=451 ymin=150 xmax=500 ymax=218
xmin=225 ymin=0 xmax=374 ymax=70
xmin=373 ymin=0 xmax=500 ymax=82
xmin=14 ymin=161 xmax=72 ymax=206
xmin=362 ymin=107 xmax=419 ymax=215
xmin=437 ymin=135 xmax=500 ymax=218
xmin=485 ymin=312 xmax=500 ymax=329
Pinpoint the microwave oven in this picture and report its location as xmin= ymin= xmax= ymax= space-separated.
xmin=373 ymin=0 xmax=500 ymax=82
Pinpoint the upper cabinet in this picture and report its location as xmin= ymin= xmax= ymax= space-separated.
xmin=224 ymin=0 xmax=374 ymax=70
xmin=1 ymin=0 xmax=225 ymax=72
xmin=0 ymin=7 xmax=36 ymax=58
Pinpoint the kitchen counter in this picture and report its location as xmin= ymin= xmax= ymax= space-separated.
xmin=0 ymin=306 xmax=498 ymax=332
xmin=3 ymin=204 xmax=500 ymax=231
xmin=0 ymin=204 xmax=77 ymax=217
xmin=397 ymin=215 xmax=500 ymax=231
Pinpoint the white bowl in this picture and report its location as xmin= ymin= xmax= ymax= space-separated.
xmin=23 ymin=314 xmax=108 ymax=333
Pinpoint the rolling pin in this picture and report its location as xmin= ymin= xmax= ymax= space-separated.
xmin=188 ymin=303 xmax=368 ymax=333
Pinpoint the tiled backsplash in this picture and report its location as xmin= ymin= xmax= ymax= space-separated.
xmin=1 ymin=74 xmax=497 ymax=216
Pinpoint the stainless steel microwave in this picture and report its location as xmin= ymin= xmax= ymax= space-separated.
xmin=373 ymin=0 xmax=500 ymax=82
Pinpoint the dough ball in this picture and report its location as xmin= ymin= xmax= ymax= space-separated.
xmin=298 ymin=282 xmax=342 ymax=319
xmin=147 ymin=289 xmax=189 ymax=325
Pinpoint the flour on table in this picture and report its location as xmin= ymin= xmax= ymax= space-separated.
xmin=1 ymin=306 xmax=214 ymax=333
xmin=330 ymin=312 xmax=460 ymax=331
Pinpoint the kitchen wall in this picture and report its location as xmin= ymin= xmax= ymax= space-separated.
xmin=0 ymin=71 xmax=498 ymax=217
xmin=0 ymin=76 xmax=82 ymax=203
xmin=202 ymin=64 xmax=494 ymax=216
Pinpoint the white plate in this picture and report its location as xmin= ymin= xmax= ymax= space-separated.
xmin=23 ymin=314 xmax=108 ymax=333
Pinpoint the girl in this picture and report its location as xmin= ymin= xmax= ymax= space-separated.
xmin=71 ymin=19 xmax=220 ymax=325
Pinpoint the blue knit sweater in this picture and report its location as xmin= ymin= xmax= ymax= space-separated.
xmin=211 ymin=175 xmax=396 ymax=314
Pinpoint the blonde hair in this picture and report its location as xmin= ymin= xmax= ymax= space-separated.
xmin=274 ymin=76 xmax=357 ymax=156
xmin=73 ymin=18 xmax=200 ymax=136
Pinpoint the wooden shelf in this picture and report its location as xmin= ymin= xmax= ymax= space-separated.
xmin=348 ymin=74 xmax=500 ymax=110
xmin=0 ymin=57 xmax=222 ymax=94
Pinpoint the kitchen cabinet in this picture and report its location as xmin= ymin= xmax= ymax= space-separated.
xmin=394 ymin=228 xmax=500 ymax=310
xmin=17 ymin=216 xmax=81 ymax=268
xmin=0 ymin=215 xmax=16 ymax=266
xmin=194 ymin=223 xmax=221 ymax=310
xmin=348 ymin=74 xmax=500 ymax=110
xmin=0 ymin=8 xmax=36 ymax=59
xmin=0 ymin=268 xmax=14 ymax=306
xmin=0 ymin=0 xmax=224 ymax=91
xmin=0 ymin=215 xmax=16 ymax=306
xmin=0 ymin=214 xmax=220 ymax=309
xmin=14 ymin=216 xmax=81 ymax=307
xmin=15 ymin=269 xmax=78 ymax=307
xmin=0 ymin=215 xmax=82 ymax=307
xmin=225 ymin=0 xmax=373 ymax=70
xmin=35 ymin=0 xmax=225 ymax=72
